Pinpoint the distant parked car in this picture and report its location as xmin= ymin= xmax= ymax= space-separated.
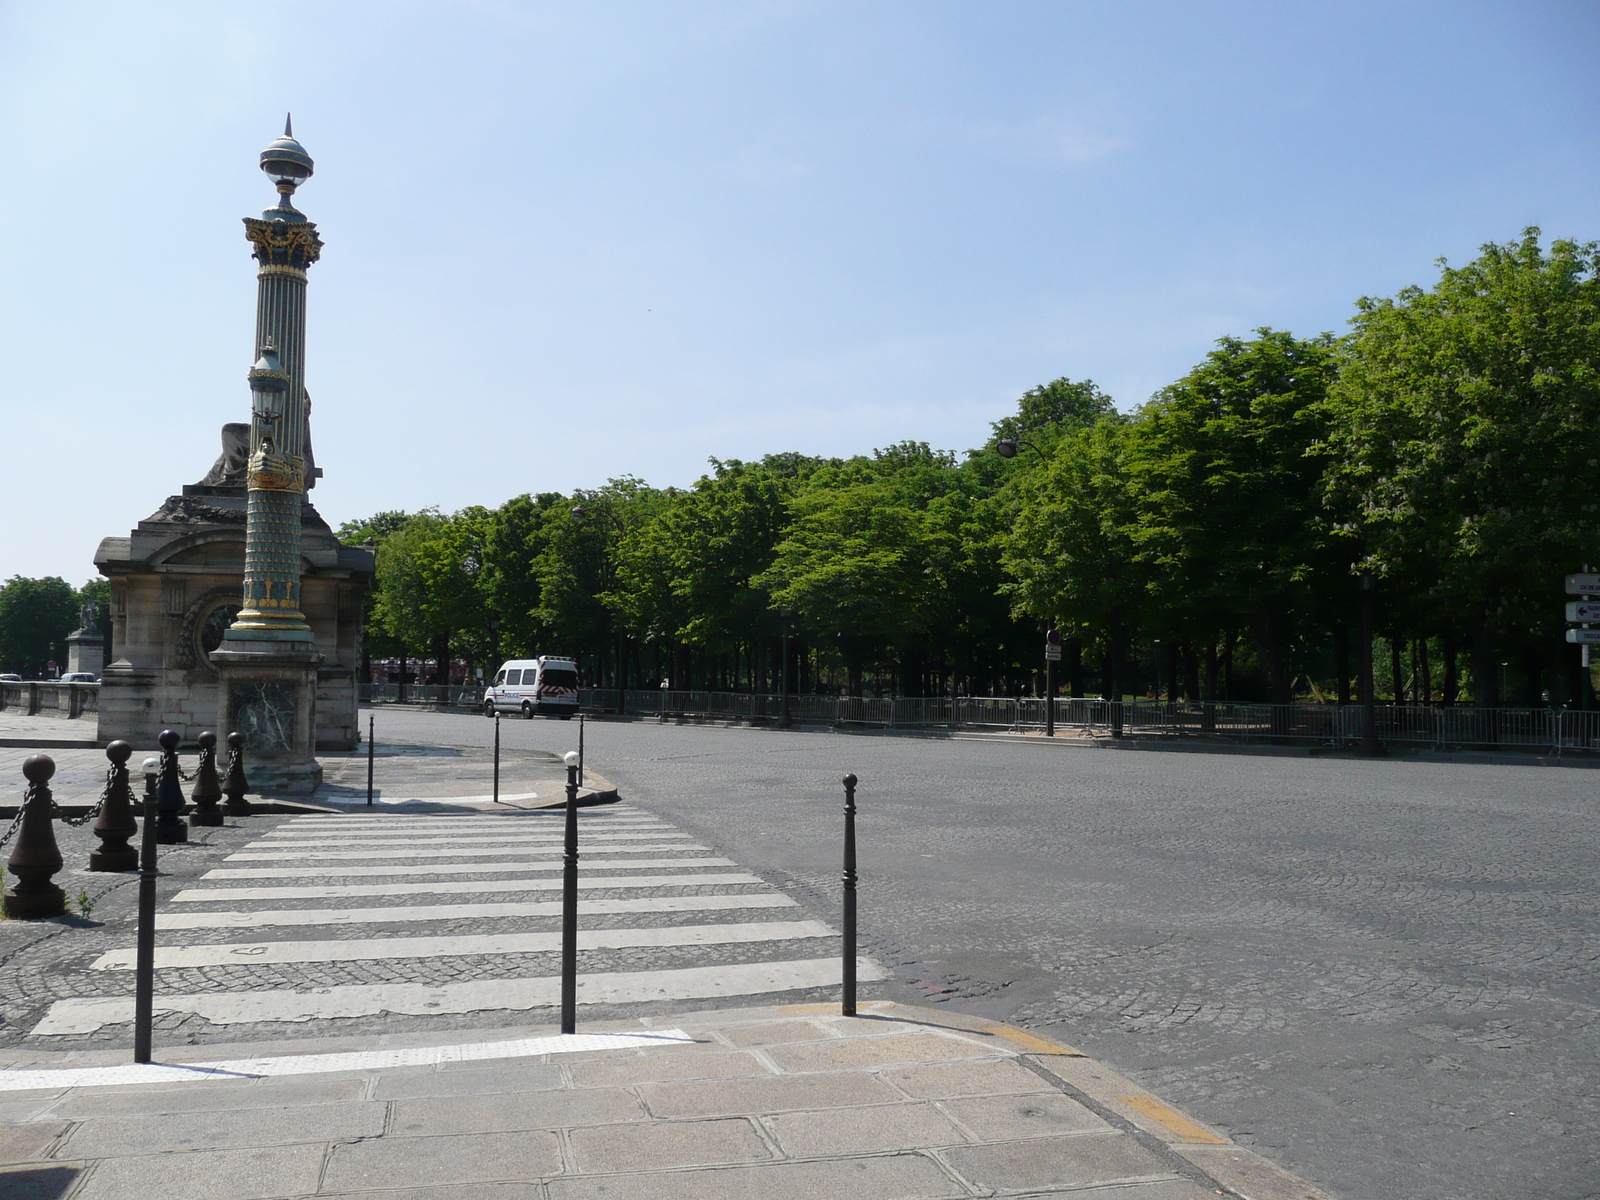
xmin=0 ymin=674 xmax=19 ymax=682
xmin=58 ymin=672 xmax=98 ymax=683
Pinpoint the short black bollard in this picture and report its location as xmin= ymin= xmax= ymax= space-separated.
xmin=134 ymin=756 xmax=160 ymax=1063
xmin=4 ymin=755 xmax=66 ymax=919
xmin=189 ymin=731 xmax=223 ymax=826
xmin=492 ymin=713 xmax=501 ymax=805
xmin=155 ymin=731 xmax=188 ymax=844
xmin=561 ymin=750 xmax=580 ymax=1034
xmin=841 ymin=772 xmax=858 ymax=1017
xmin=90 ymin=741 xmax=139 ymax=872
xmin=221 ymin=731 xmax=252 ymax=817
xmin=366 ymin=715 xmax=375 ymax=806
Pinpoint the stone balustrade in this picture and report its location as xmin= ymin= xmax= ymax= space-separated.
xmin=0 ymin=681 xmax=100 ymax=720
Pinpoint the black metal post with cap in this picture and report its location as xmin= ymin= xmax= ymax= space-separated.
xmin=560 ymin=750 xmax=581 ymax=1034
xmin=134 ymin=755 xmax=160 ymax=1063
xmin=841 ymin=772 xmax=859 ymax=1016
xmin=1044 ymin=628 xmax=1061 ymax=737
xmin=492 ymin=712 xmax=500 ymax=804
xmin=366 ymin=714 xmax=376 ymax=806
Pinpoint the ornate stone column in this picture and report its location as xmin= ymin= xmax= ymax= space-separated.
xmin=211 ymin=118 xmax=326 ymax=793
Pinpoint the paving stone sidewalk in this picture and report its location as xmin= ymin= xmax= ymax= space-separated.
xmin=0 ymin=1001 xmax=1333 ymax=1200
xmin=0 ymin=710 xmax=611 ymax=812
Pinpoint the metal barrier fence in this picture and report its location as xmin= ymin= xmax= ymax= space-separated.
xmin=594 ymin=690 xmax=1600 ymax=753
xmin=363 ymin=683 xmax=485 ymax=706
xmin=353 ymin=680 xmax=1600 ymax=753
xmin=0 ymin=681 xmax=99 ymax=719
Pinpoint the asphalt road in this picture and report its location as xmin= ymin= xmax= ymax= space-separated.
xmin=368 ymin=708 xmax=1598 ymax=1200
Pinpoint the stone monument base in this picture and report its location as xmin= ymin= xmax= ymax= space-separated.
xmin=213 ymin=642 xmax=324 ymax=794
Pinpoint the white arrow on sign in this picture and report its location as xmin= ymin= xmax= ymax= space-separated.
xmin=1565 ymin=573 xmax=1600 ymax=594
xmin=1566 ymin=629 xmax=1600 ymax=644
xmin=1567 ymin=602 xmax=1600 ymax=621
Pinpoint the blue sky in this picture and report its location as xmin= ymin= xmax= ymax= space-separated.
xmin=2 ymin=1 xmax=1596 ymax=582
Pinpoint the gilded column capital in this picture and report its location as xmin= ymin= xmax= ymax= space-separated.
xmin=243 ymin=217 xmax=323 ymax=269
xmin=247 ymin=448 xmax=305 ymax=493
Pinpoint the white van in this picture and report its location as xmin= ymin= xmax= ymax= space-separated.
xmin=484 ymin=657 xmax=580 ymax=719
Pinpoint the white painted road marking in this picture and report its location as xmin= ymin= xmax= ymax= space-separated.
xmin=225 ymin=842 xmax=705 ymax=862
xmin=0 ymin=1030 xmax=696 ymax=1092
xmin=203 ymin=856 xmax=736 ymax=879
xmin=172 ymin=873 xmax=765 ymax=902
xmin=155 ymin=893 xmax=801 ymax=930
xmin=90 ymin=920 xmax=835 ymax=969
xmin=32 ymin=958 xmax=888 ymax=1033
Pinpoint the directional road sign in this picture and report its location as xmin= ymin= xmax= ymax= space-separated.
xmin=1567 ymin=602 xmax=1600 ymax=622
xmin=1565 ymin=574 xmax=1600 ymax=595
xmin=1566 ymin=629 xmax=1600 ymax=644
xmin=1044 ymin=645 xmax=1062 ymax=661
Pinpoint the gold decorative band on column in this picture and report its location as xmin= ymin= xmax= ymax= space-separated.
xmin=257 ymin=264 xmax=308 ymax=280
xmin=247 ymin=450 xmax=305 ymax=493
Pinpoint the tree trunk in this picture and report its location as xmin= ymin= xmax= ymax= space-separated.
xmin=1418 ymin=638 xmax=1432 ymax=705
xmin=1334 ymin=626 xmax=1350 ymax=705
xmin=433 ymin=632 xmax=450 ymax=690
xmin=1443 ymin=629 xmax=1458 ymax=707
xmin=1470 ymin=620 xmax=1499 ymax=707
xmin=1389 ymin=637 xmax=1403 ymax=704
xmin=1181 ymin=642 xmax=1199 ymax=704
xmin=1068 ymin=640 xmax=1084 ymax=697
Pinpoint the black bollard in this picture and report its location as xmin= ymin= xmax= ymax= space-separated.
xmin=492 ymin=713 xmax=500 ymax=805
xmin=4 ymin=755 xmax=67 ymax=919
xmin=841 ymin=772 xmax=858 ymax=1017
xmin=188 ymin=731 xmax=223 ymax=826
xmin=89 ymin=741 xmax=139 ymax=872
xmin=561 ymin=750 xmax=580 ymax=1034
xmin=155 ymin=730 xmax=188 ymax=844
xmin=221 ymin=731 xmax=252 ymax=817
xmin=366 ymin=715 xmax=375 ymax=806
xmin=134 ymin=756 xmax=160 ymax=1062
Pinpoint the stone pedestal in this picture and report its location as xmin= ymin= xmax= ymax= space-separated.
xmin=67 ymin=628 xmax=104 ymax=678
xmin=213 ymin=645 xmax=323 ymax=793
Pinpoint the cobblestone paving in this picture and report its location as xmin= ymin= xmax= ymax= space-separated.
xmin=0 ymin=736 xmax=880 ymax=1057
xmin=362 ymin=709 xmax=1600 ymax=1200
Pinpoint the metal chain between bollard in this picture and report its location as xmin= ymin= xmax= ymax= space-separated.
xmin=50 ymin=765 xmax=114 ymax=828
xmin=0 ymin=792 xmax=29 ymax=852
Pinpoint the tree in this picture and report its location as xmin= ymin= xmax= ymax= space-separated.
xmin=1323 ymin=229 xmax=1600 ymax=704
xmin=1002 ymin=420 xmax=1147 ymax=698
xmin=990 ymin=377 xmax=1116 ymax=445
xmin=483 ymin=493 xmax=564 ymax=659
xmin=338 ymin=510 xmax=416 ymax=682
xmin=1128 ymin=329 xmax=1339 ymax=704
xmin=0 ymin=576 xmax=79 ymax=676
xmin=371 ymin=509 xmax=494 ymax=687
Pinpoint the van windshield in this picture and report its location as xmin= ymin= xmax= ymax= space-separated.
xmin=540 ymin=669 xmax=579 ymax=690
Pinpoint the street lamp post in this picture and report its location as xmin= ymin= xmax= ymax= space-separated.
xmin=1044 ymin=628 xmax=1061 ymax=736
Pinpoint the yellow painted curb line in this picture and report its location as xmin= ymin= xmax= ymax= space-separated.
xmin=1117 ymin=1094 xmax=1227 ymax=1144
xmin=989 ymin=1024 xmax=1085 ymax=1057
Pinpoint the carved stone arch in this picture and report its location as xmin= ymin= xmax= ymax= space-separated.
xmin=177 ymin=586 xmax=244 ymax=671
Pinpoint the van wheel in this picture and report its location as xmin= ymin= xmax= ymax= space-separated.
xmin=522 ymin=701 xmax=534 ymax=720
xmin=483 ymin=700 xmax=496 ymax=718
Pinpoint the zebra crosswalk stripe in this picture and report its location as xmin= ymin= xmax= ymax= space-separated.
xmin=203 ymin=856 xmax=737 ymax=879
xmin=156 ymin=894 xmax=801 ymax=930
xmin=89 ymin=920 xmax=834 ymax=970
xmin=29 ymin=801 xmax=877 ymax=1038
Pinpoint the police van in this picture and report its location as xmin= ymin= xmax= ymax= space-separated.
xmin=483 ymin=657 xmax=581 ymax=719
